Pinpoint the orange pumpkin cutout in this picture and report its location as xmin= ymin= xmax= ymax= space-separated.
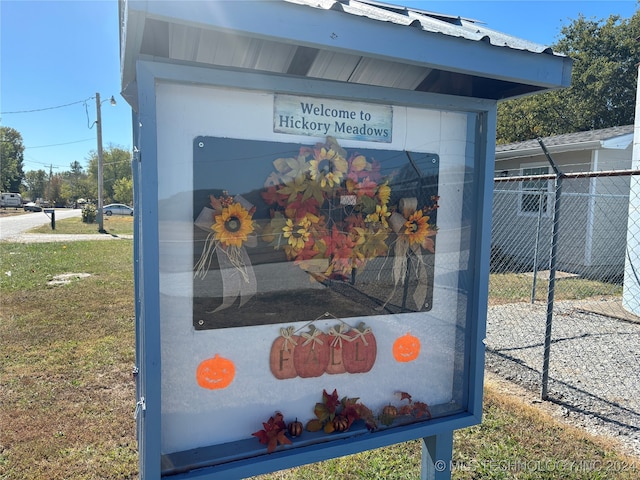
xmin=392 ymin=333 xmax=421 ymax=363
xmin=270 ymin=327 xmax=300 ymax=380
xmin=293 ymin=325 xmax=330 ymax=378
xmin=342 ymin=322 xmax=377 ymax=374
xmin=196 ymin=354 xmax=236 ymax=390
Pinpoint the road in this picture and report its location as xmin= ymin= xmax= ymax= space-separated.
xmin=0 ymin=208 xmax=124 ymax=243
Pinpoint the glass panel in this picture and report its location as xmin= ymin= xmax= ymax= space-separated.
xmin=192 ymin=137 xmax=439 ymax=330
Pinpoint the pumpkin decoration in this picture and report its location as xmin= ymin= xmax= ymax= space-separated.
xmin=293 ymin=325 xmax=330 ymax=378
xmin=270 ymin=326 xmax=300 ymax=379
xmin=288 ymin=419 xmax=304 ymax=438
xmin=196 ymin=354 xmax=236 ymax=390
xmin=332 ymin=415 xmax=349 ymax=432
xmin=326 ymin=324 xmax=350 ymax=375
xmin=382 ymin=404 xmax=398 ymax=417
xmin=380 ymin=403 xmax=400 ymax=426
xmin=392 ymin=333 xmax=421 ymax=363
xmin=342 ymin=322 xmax=377 ymax=374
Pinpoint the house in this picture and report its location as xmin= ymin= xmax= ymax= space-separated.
xmin=492 ymin=125 xmax=634 ymax=279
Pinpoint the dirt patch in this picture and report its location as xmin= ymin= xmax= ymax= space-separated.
xmin=575 ymin=297 xmax=640 ymax=324
xmin=47 ymin=273 xmax=92 ymax=286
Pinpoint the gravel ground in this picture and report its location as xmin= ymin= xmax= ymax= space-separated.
xmin=486 ymin=300 xmax=640 ymax=458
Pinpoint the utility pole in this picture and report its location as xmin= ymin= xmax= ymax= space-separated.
xmin=96 ymin=92 xmax=106 ymax=233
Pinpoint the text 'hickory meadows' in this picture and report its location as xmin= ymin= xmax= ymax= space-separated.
xmin=276 ymin=101 xmax=391 ymax=139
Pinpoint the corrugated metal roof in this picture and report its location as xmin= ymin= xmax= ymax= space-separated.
xmin=496 ymin=125 xmax=634 ymax=157
xmin=290 ymin=0 xmax=555 ymax=54
xmin=120 ymin=0 xmax=572 ymax=103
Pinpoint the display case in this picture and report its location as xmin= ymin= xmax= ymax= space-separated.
xmin=140 ymin=76 xmax=489 ymax=476
xmin=121 ymin=2 xmax=572 ymax=477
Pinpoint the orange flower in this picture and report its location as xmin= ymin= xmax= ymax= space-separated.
xmin=211 ymin=202 xmax=254 ymax=247
xmin=404 ymin=210 xmax=432 ymax=246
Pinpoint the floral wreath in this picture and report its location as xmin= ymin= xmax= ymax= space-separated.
xmin=194 ymin=136 xmax=438 ymax=312
xmin=261 ymin=137 xmax=437 ymax=287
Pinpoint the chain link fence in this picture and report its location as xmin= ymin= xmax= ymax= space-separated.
xmin=487 ymin=168 xmax=640 ymax=452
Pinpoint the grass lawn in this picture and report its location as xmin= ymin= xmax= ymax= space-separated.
xmin=29 ymin=215 xmax=134 ymax=236
xmin=489 ymin=273 xmax=623 ymax=305
xmin=0 ymin=227 xmax=637 ymax=479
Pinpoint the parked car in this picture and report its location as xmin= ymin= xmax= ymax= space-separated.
xmin=103 ymin=203 xmax=133 ymax=216
xmin=23 ymin=202 xmax=43 ymax=212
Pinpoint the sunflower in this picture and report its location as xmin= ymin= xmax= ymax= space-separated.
xmin=404 ymin=210 xmax=432 ymax=246
xmin=211 ymin=202 xmax=254 ymax=247
xmin=377 ymin=181 xmax=391 ymax=205
xmin=365 ymin=203 xmax=391 ymax=228
xmin=283 ymin=217 xmax=311 ymax=251
xmin=309 ymin=146 xmax=348 ymax=188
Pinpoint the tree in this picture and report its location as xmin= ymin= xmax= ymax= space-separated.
xmin=112 ymin=177 xmax=133 ymax=205
xmin=47 ymin=175 xmax=67 ymax=207
xmin=23 ymin=169 xmax=47 ymax=201
xmin=62 ymin=160 xmax=92 ymax=202
xmin=86 ymin=145 xmax=132 ymax=204
xmin=496 ymin=10 xmax=640 ymax=144
xmin=0 ymin=126 xmax=25 ymax=192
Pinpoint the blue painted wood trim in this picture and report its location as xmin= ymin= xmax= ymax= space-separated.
xmin=469 ymin=109 xmax=497 ymax=420
xmin=135 ymin=60 xmax=163 ymax=480
xmin=164 ymin=414 xmax=477 ymax=479
xmin=422 ymin=432 xmax=454 ymax=480
xmin=131 ymin=109 xmax=143 ymax=444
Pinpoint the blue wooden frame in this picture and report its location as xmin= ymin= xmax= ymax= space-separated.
xmin=132 ymin=60 xmax=496 ymax=479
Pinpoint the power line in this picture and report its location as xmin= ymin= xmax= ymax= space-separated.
xmin=25 ymin=138 xmax=95 ymax=149
xmin=0 ymin=97 xmax=93 ymax=115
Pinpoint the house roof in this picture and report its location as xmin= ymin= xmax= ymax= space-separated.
xmin=119 ymin=0 xmax=572 ymax=106
xmin=495 ymin=125 xmax=635 ymax=160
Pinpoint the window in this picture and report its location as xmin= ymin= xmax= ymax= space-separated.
xmin=520 ymin=165 xmax=549 ymax=214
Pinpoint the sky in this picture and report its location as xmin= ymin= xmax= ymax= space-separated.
xmin=1 ymin=0 xmax=638 ymax=174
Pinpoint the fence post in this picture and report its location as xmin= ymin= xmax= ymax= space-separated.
xmin=538 ymin=139 xmax=564 ymax=401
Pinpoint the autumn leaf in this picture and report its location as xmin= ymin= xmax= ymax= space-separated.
xmin=399 ymin=405 xmax=413 ymax=416
xmin=252 ymin=412 xmax=291 ymax=453
xmin=285 ymin=194 xmax=320 ymax=221
xmin=314 ymin=402 xmax=330 ymax=422
xmin=398 ymin=391 xmax=413 ymax=402
xmin=359 ymin=229 xmax=389 ymax=258
xmin=412 ymin=401 xmax=432 ymax=419
xmin=278 ymin=176 xmax=308 ymax=203
xmin=322 ymin=389 xmax=340 ymax=413
xmin=269 ymin=430 xmax=292 ymax=453
xmin=302 ymin=176 xmax=327 ymax=205
xmin=261 ymin=185 xmax=288 ymax=207
xmin=209 ymin=195 xmax=222 ymax=212
xmin=420 ymin=228 xmax=437 ymax=253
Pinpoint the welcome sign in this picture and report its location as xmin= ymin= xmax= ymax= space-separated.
xmin=274 ymin=94 xmax=393 ymax=142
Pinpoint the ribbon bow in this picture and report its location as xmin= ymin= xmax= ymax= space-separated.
xmin=328 ymin=324 xmax=352 ymax=348
xmin=301 ymin=325 xmax=324 ymax=349
xmin=387 ymin=197 xmax=431 ymax=310
xmin=351 ymin=323 xmax=372 ymax=346
xmin=279 ymin=326 xmax=298 ymax=352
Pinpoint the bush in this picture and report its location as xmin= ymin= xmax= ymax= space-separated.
xmin=82 ymin=204 xmax=97 ymax=223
